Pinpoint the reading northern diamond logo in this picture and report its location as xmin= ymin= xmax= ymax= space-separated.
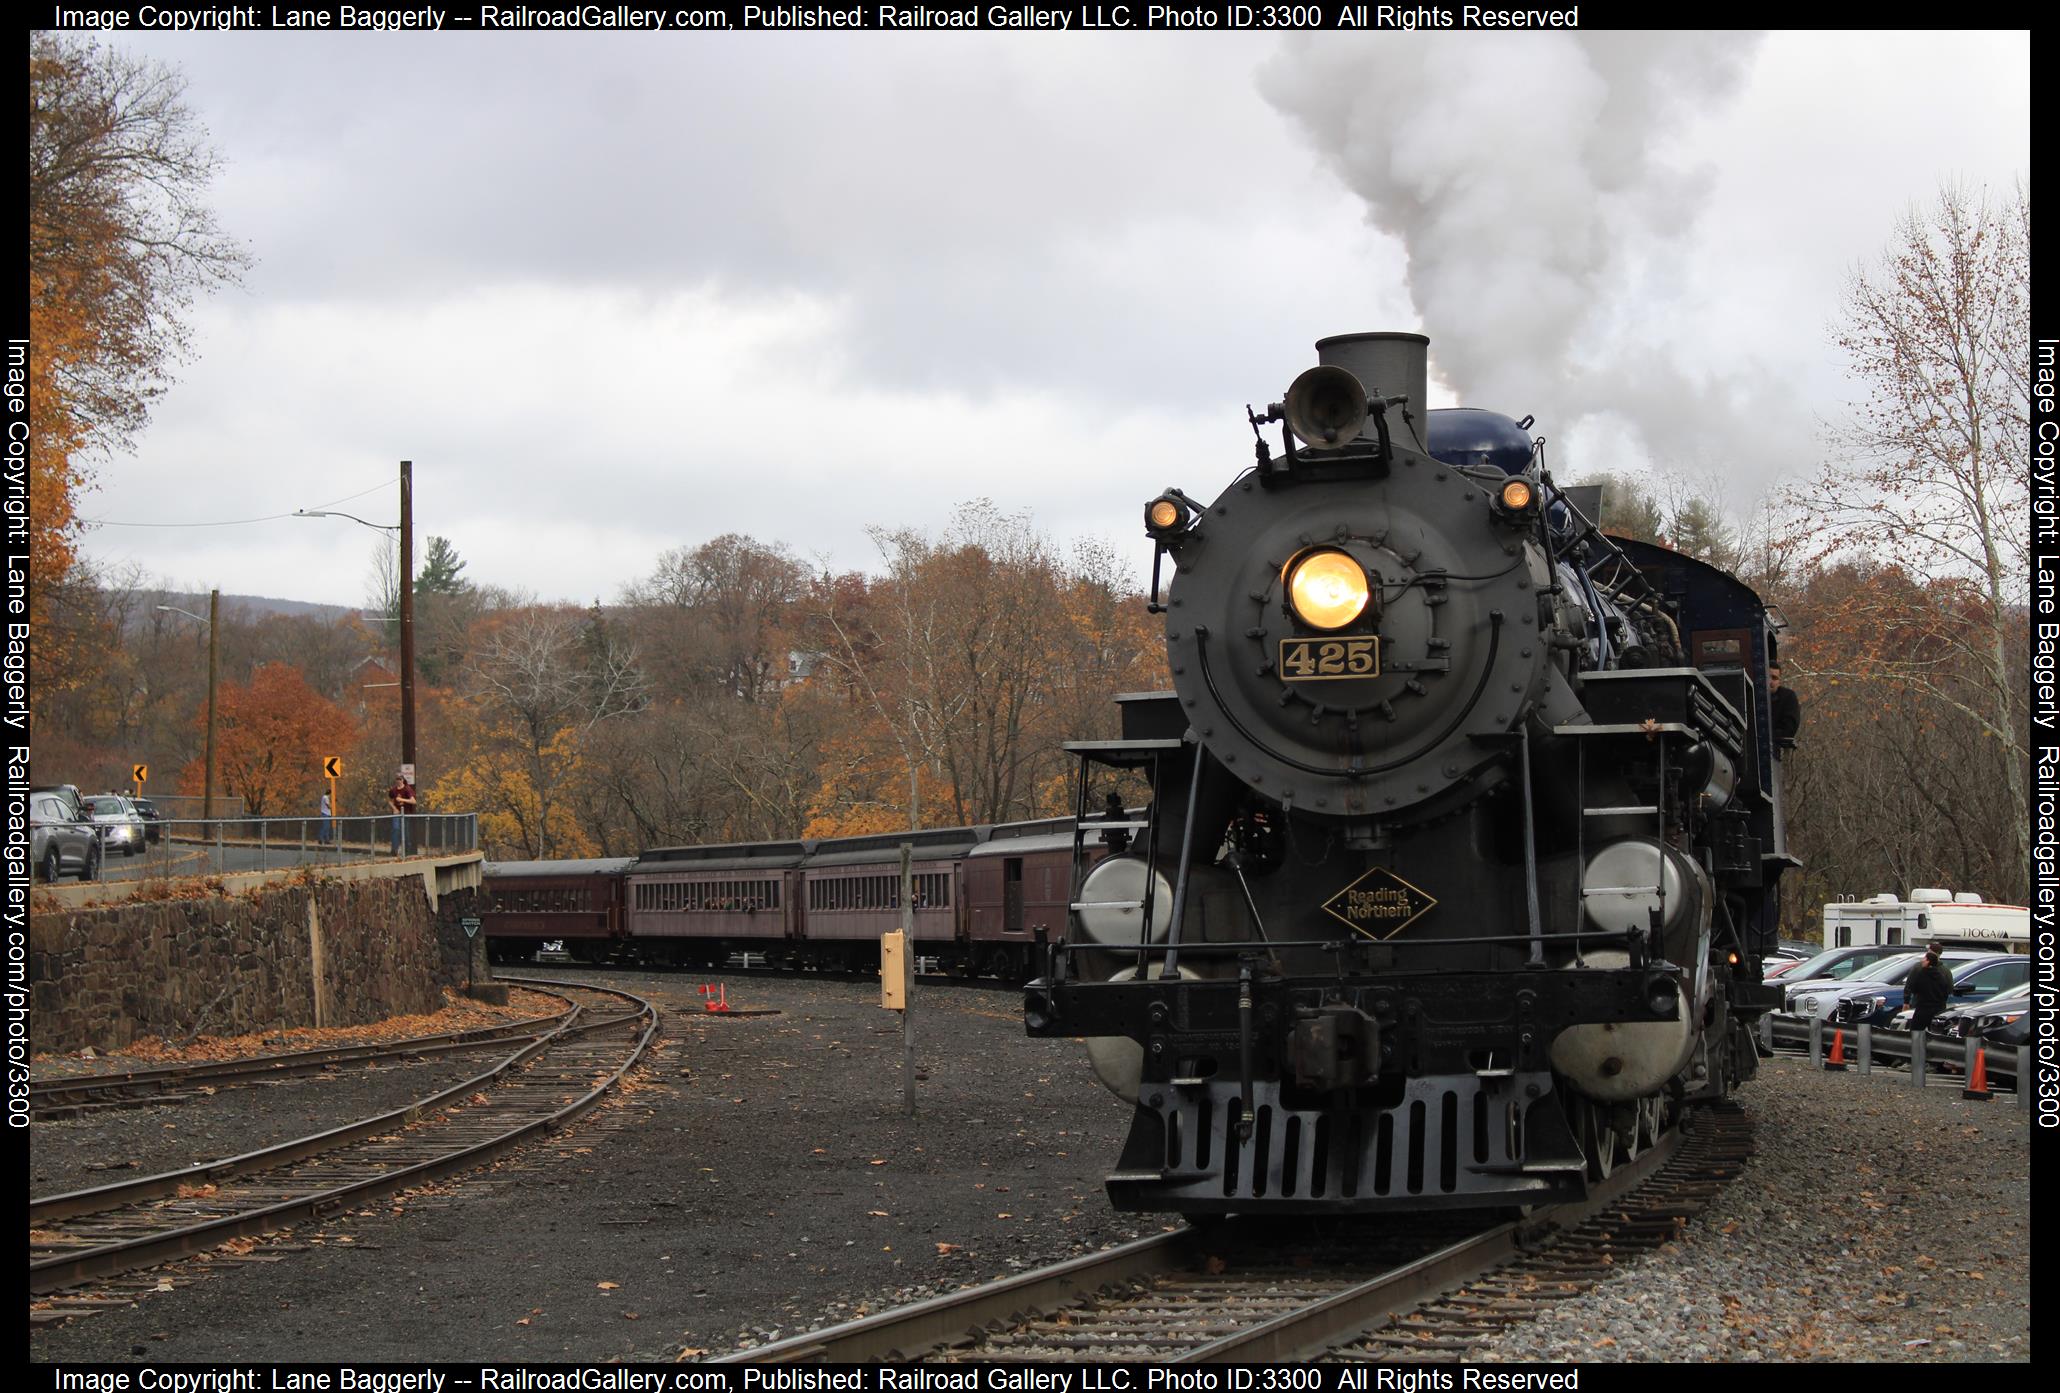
xmin=1322 ymin=866 xmax=1438 ymax=940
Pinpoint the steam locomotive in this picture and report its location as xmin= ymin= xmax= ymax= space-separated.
xmin=1025 ymin=332 xmax=1793 ymax=1214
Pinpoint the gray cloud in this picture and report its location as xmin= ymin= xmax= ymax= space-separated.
xmin=79 ymin=32 xmax=2032 ymax=606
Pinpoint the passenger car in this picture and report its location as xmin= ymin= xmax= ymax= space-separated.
xmin=82 ymin=794 xmax=147 ymax=857
xmin=30 ymin=791 xmax=101 ymax=881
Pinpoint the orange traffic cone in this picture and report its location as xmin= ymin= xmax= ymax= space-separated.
xmin=1961 ymin=1047 xmax=1992 ymax=1101
xmin=1824 ymin=1028 xmax=1848 ymax=1071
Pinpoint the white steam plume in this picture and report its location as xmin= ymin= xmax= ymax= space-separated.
xmin=1258 ymin=34 xmax=1806 ymax=494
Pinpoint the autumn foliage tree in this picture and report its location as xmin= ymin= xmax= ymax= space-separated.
xmin=430 ymin=608 xmax=650 ymax=858
xmin=28 ymin=37 xmax=247 ymax=704
xmin=183 ymin=663 xmax=361 ymax=817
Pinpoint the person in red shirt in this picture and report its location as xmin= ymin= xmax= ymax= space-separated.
xmin=387 ymin=776 xmax=417 ymax=855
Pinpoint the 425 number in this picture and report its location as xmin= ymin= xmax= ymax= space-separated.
xmin=1278 ymin=635 xmax=1379 ymax=681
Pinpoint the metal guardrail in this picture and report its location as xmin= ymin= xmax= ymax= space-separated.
xmin=1761 ymin=1013 xmax=2030 ymax=1111
xmin=75 ymin=813 xmax=478 ymax=880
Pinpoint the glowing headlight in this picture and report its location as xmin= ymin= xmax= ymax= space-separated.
xmin=1285 ymin=549 xmax=1371 ymax=631
xmin=1501 ymin=479 xmax=1533 ymax=510
xmin=1144 ymin=494 xmax=1190 ymax=536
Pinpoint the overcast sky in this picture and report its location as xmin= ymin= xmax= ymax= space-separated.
xmin=72 ymin=29 xmax=2029 ymax=609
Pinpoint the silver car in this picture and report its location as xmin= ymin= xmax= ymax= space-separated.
xmin=30 ymin=791 xmax=101 ymax=881
xmin=82 ymin=794 xmax=147 ymax=857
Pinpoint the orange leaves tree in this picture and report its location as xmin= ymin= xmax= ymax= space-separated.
xmin=1784 ymin=182 xmax=2031 ymax=888
xmin=183 ymin=663 xmax=362 ymax=818
xmin=28 ymin=37 xmax=247 ymax=705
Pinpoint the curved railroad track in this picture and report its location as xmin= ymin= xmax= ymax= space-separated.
xmin=28 ymin=978 xmax=658 ymax=1312
xmin=28 ymin=993 xmax=578 ymax=1119
xmin=716 ymin=1102 xmax=1751 ymax=1362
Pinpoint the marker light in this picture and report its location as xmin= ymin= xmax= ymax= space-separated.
xmin=1285 ymin=549 xmax=1371 ymax=631
xmin=1145 ymin=495 xmax=1190 ymax=537
xmin=1500 ymin=479 xmax=1534 ymax=511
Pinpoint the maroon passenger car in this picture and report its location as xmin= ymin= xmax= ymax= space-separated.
xmin=800 ymin=826 xmax=980 ymax=971
xmin=479 ymin=858 xmax=634 ymax=963
xmin=625 ymin=841 xmax=808 ymax=968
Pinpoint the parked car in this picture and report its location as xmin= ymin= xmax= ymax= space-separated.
xmin=31 ymin=784 xmax=87 ymax=820
xmin=1819 ymin=951 xmax=2020 ymax=1029
xmin=30 ymin=790 xmax=100 ymax=881
xmin=1898 ymin=981 xmax=2032 ymax=1040
xmin=1764 ymin=956 xmax=1822 ymax=980
xmin=82 ymin=794 xmax=147 ymax=858
xmin=129 ymin=795 xmax=164 ymax=844
xmin=1974 ymin=989 xmax=2032 ymax=1049
xmin=1777 ymin=945 xmax=1927 ymax=1003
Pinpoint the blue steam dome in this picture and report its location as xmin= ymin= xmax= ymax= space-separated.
xmin=1425 ymin=408 xmax=1534 ymax=476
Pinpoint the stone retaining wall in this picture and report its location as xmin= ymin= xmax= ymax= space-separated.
xmin=29 ymin=872 xmax=480 ymax=1055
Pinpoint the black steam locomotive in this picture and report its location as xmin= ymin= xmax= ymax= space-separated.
xmin=1026 ymin=332 xmax=1792 ymax=1214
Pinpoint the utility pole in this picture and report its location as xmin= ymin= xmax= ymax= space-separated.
xmin=204 ymin=588 xmax=219 ymax=820
xmin=399 ymin=459 xmax=417 ymax=779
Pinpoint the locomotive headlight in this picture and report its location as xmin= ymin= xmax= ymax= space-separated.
xmin=1285 ymin=549 xmax=1371 ymax=630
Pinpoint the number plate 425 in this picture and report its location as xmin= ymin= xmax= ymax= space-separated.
xmin=1279 ymin=635 xmax=1379 ymax=681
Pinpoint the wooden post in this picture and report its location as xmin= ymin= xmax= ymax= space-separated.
xmin=900 ymin=841 xmax=915 ymax=1118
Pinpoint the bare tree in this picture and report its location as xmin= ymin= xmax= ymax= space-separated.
xmin=1788 ymin=181 xmax=2031 ymax=884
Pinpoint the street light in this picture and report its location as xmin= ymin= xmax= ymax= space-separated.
xmin=295 ymin=460 xmax=417 ymax=789
xmin=157 ymin=591 xmax=219 ymax=820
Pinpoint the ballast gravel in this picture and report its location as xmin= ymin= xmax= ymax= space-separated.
xmin=28 ymin=970 xmax=2030 ymax=1363
xmin=1468 ymin=1055 xmax=2031 ymax=1363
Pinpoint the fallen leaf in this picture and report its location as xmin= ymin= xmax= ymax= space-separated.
xmin=868 ymin=1210 xmax=889 ymax=1217
xmin=597 ymin=1281 xmax=619 ymax=1290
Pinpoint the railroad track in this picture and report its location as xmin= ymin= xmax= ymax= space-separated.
xmin=716 ymin=1102 xmax=1751 ymax=1362
xmin=27 ymin=978 xmax=658 ymax=1319
xmin=28 ymin=995 xmax=578 ymax=1118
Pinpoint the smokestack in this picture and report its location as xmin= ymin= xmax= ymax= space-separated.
xmin=1316 ymin=332 xmax=1429 ymax=453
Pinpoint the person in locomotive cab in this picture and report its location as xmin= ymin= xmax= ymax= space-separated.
xmin=1099 ymin=791 xmax=1131 ymax=855
xmin=1905 ymin=947 xmax=1955 ymax=1033
xmin=1770 ymin=661 xmax=1802 ymax=758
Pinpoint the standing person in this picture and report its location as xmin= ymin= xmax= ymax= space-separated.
xmin=1904 ymin=946 xmax=1954 ymax=1034
xmin=387 ymin=774 xmax=416 ymax=856
xmin=318 ymin=790 xmax=333 ymax=845
xmin=1770 ymin=661 xmax=1802 ymax=757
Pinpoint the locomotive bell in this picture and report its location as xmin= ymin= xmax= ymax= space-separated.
xmin=1281 ymin=365 xmax=1370 ymax=448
